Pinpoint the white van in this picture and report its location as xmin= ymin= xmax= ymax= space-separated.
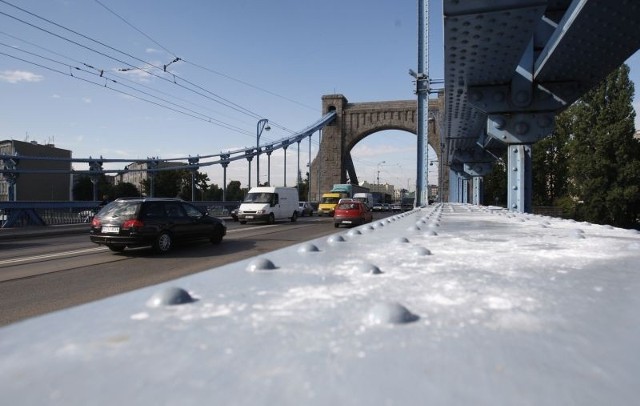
xmin=353 ymin=192 xmax=374 ymax=209
xmin=238 ymin=187 xmax=300 ymax=224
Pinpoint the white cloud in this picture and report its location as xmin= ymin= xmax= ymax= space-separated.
xmin=146 ymin=48 xmax=162 ymax=54
xmin=0 ymin=70 xmax=43 ymax=84
xmin=82 ymin=97 xmax=92 ymax=104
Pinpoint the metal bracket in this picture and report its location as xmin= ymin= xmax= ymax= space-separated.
xmin=487 ymin=113 xmax=554 ymax=144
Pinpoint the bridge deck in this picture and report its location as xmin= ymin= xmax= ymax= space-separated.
xmin=1 ymin=204 xmax=639 ymax=404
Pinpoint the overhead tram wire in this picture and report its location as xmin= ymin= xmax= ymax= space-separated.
xmin=92 ymin=0 xmax=177 ymax=58
xmin=1 ymin=0 xmax=325 ymax=151
xmin=0 ymin=48 xmax=252 ymax=136
xmin=0 ymin=31 xmax=256 ymax=132
xmin=0 ymin=1 xmax=276 ymax=134
xmin=91 ymin=0 xmax=320 ymax=139
xmin=90 ymin=0 xmax=319 ymax=117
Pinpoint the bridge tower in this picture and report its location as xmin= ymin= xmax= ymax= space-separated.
xmin=309 ymin=94 xmax=445 ymax=202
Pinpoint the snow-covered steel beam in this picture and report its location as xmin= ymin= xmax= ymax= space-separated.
xmin=2 ymin=204 xmax=639 ymax=404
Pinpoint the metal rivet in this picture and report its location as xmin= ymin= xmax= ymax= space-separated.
xmin=347 ymin=229 xmax=362 ymax=236
xmin=394 ymin=237 xmax=410 ymax=243
xmin=366 ymin=302 xmax=419 ymax=325
xmin=413 ymin=247 xmax=432 ymax=256
xmin=357 ymin=263 xmax=383 ymax=275
xmin=247 ymin=258 xmax=277 ymax=272
xmin=327 ymin=235 xmax=346 ymax=243
xmin=147 ymin=287 xmax=194 ymax=308
xmin=297 ymin=243 xmax=320 ymax=253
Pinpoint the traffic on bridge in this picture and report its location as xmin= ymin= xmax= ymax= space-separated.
xmin=2 ymin=1 xmax=640 ymax=405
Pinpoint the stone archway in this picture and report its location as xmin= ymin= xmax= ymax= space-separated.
xmin=309 ymin=94 xmax=446 ymax=201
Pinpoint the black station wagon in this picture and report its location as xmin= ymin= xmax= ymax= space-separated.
xmin=90 ymin=198 xmax=226 ymax=253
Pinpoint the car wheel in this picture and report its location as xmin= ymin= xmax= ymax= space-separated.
xmin=153 ymin=231 xmax=172 ymax=253
xmin=108 ymin=244 xmax=125 ymax=252
xmin=291 ymin=211 xmax=298 ymax=222
xmin=334 ymin=222 xmax=339 ymax=228
xmin=210 ymin=224 xmax=224 ymax=244
xmin=267 ymin=214 xmax=275 ymax=225
xmin=240 ymin=221 xmax=247 ymax=225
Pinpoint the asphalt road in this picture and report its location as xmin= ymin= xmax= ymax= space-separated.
xmin=0 ymin=214 xmax=358 ymax=326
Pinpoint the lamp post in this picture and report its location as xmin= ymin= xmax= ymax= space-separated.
xmin=256 ymin=119 xmax=270 ymax=187
xmin=376 ymin=161 xmax=386 ymax=186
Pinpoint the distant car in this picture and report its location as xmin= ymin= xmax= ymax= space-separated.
xmin=297 ymin=201 xmax=314 ymax=217
xmin=334 ymin=201 xmax=373 ymax=228
xmin=372 ymin=203 xmax=383 ymax=211
xmin=391 ymin=203 xmax=402 ymax=212
xmin=382 ymin=203 xmax=392 ymax=212
xmin=89 ymin=197 xmax=226 ymax=254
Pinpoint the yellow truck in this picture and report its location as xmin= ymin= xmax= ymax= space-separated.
xmin=317 ymin=192 xmax=344 ymax=216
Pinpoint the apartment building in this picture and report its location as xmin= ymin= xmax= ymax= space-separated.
xmin=0 ymin=139 xmax=72 ymax=201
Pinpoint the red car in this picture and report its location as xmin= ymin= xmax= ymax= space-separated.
xmin=334 ymin=201 xmax=373 ymax=228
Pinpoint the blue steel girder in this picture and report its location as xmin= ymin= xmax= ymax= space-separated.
xmin=443 ymin=0 xmax=640 ymax=164
xmin=451 ymin=148 xmax=494 ymax=177
xmin=535 ymin=0 xmax=640 ymax=107
xmin=486 ymin=112 xmax=555 ymax=145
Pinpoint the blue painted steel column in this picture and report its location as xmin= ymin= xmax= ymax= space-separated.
xmin=472 ymin=177 xmax=483 ymax=205
xmin=448 ymin=169 xmax=458 ymax=203
xmin=508 ymin=145 xmax=532 ymax=213
xmin=256 ymin=119 xmax=269 ymax=186
xmin=220 ymin=154 xmax=230 ymax=202
xmin=414 ymin=0 xmax=429 ymax=207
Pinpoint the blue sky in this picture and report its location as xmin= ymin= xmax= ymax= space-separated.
xmin=1 ymin=0 xmax=639 ymax=192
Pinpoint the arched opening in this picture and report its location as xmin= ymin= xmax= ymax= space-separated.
xmin=349 ymin=129 xmax=439 ymax=202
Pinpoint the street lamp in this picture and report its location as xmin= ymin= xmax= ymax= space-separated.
xmin=256 ymin=119 xmax=270 ymax=186
xmin=376 ymin=161 xmax=386 ymax=185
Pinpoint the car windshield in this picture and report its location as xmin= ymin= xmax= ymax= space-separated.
xmin=244 ymin=193 xmax=273 ymax=203
xmin=98 ymin=201 xmax=140 ymax=219
xmin=337 ymin=203 xmax=358 ymax=210
xmin=321 ymin=197 xmax=339 ymax=204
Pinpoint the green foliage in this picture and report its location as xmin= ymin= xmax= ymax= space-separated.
xmin=112 ymin=182 xmax=140 ymax=198
xmin=482 ymin=156 xmax=507 ymax=206
xmin=204 ymin=183 xmax=223 ymax=201
xmin=73 ymin=174 xmax=113 ymax=201
xmin=225 ymin=180 xmax=245 ymax=201
xmin=141 ymin=169 xmax=210 ymax=201
xmin=565 ymin=64 xmax=640 ymax=228
xmin=532 ymin=116 xmax=571 ymax=206
xmin=297 ymin=171 xmax=310 ymax=201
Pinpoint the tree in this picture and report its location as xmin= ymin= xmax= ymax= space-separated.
xmin=73 ymin=174 xmax=113 ymax=201
xmin=482 ymin=156 xmax=507 ymax=206
xmin=566 ymin=64 xmax=640 ymax=228
xmin=141 ymin=169 xmax=210 ymax=200
xmin=203 ymin=183 xmax=223 ymax=201
xmin=532 ymin=116 xmax=571 ymax=207
xmin=112 ymin=182 xmax=140 ymax=198
xmin=297 ymin=170 xmax=310 ymax=201
xmin=225 ymin=180 xmax=244 ymax=202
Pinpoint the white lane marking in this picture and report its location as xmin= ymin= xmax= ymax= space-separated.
xmin=1 ymin=222 xmax=310 ymax=266
xmin=0 ymin=247 xmax=107 ymax=266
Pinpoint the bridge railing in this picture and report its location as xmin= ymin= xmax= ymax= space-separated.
xmin=0 ymin=200 xmax=240 ymax=228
